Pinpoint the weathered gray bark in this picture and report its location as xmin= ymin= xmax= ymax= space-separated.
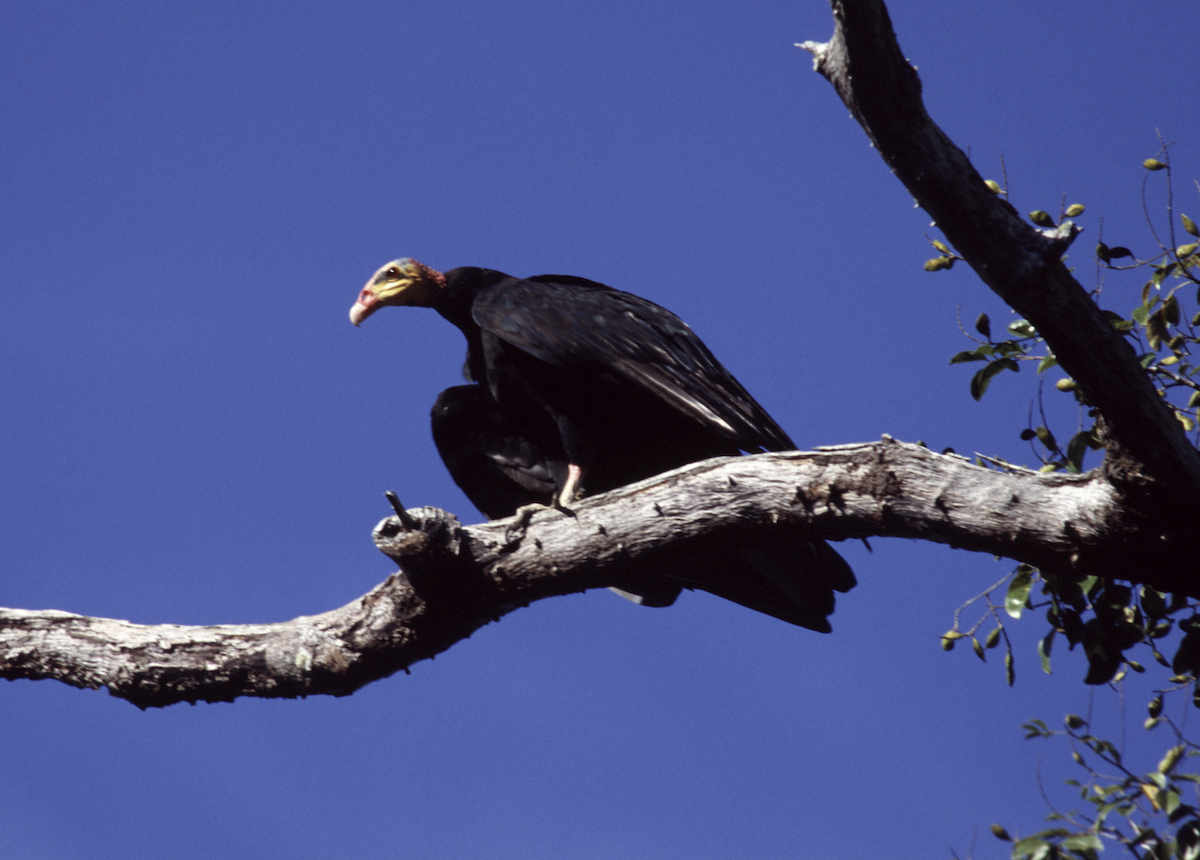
xmin=798 ymin=0 xmax=1200 ymax=589
xmin=4 ymin=0 xmax=1198 ymax=707
xmin=798 ymin=0 xmax=1200 ymax=497
xmin=0 ymin=438 xmax=1163 ymax=708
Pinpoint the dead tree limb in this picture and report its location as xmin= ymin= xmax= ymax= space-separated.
xmin=2 ymin=438 xmax=1189 ymax=708
xmin=798 ymin=0 xmax=1200 ymax=497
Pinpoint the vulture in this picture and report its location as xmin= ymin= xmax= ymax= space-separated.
xmin=351 ymin=258 xmax=854 ymax=630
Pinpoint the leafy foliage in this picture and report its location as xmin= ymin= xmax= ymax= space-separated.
xmin=941 ymin=146 xmax=1200 ymax=684
xmin=992 ymin=710 xmax=1200 ymax=860
xmin=943 ymin=565 xmax=1200 ymax=859
xmin=932 ymin=146 xmax=1200 ymax=859
xmin=932 ymin=146 xmax=1200 ymax=471
xmin=945 ymin=568 xmax=1200 ymax=691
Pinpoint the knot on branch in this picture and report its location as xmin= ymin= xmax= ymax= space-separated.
xmin=1014 ymin=222 xmax=1083 ymax=281
xmin=372 ymin=506 xmax=463 ymax=560
xmin=1038 ymin=221 xmax=1082 ymax=258
xmin=795 ymin=40 xmax=829 ymax=70
xmin=371 ymin=507 xmax=479 ymax=602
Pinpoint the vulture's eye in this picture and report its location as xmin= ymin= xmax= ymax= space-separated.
xmin=386 ymin=267 xmax=400 ymax=279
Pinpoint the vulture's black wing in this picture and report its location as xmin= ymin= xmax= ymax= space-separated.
xmin=430 ymin=383 xmax=683 ymax=608
xmin=427 ymin=386 xmax=854 ymax=631
xmin=431 ymin=385 xmax=559 ymax=519
xmin=469 ymin=275 xmax=795 ymax=453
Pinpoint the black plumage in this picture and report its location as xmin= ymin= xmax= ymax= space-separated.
xmin=430 ymin=384 xmax=558 ymax=520
xmin=352 ymin=259 xmax=855 ymax=630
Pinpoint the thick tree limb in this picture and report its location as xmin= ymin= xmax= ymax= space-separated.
xmin=799 ymin=0 xmax=1200 ymax=498
xmin=2 ymin=439 xmax=1190 ymax=708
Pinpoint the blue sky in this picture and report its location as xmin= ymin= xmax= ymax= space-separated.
xmin=1 ymin=2 xmax=1195 ymax=857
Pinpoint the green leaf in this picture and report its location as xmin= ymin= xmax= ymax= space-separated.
xmin=1066 ymin=431 xmax=1091 ymax=473
xmin=1034 ymin=426 xmax=1057 ymax=451
xmin=970 ymin=358 xmax=1019 ymax=400
xmin=975 ymin=313 xmax=991 ymax=339
xmin=994 ymin=339 xmax=1028 ymax=358
xmin=1149 ymin=695 xmax=1164 ymax=718
xmin=1082 ymin=615 xmax=1125 ymax=685
xmin=1039 ymin=629 xmax=1055 ymax=674
xmin=1065 ymin=714 xmax=1088 ymax=729
xmin=1148 ymin=307 xmax=1169 ymax=350
xmin=1097 ymin=739 xmax=1122 ymax=763
xmin=1163 ymin=788 xmax=1182 ymax=816
xmin=1022 ymin=719 xmax=1050 ymax=738
xmin=1108 ymin=246 xmax=1134 ymax=259
xmin=1065 ymin=203 xmax=1085 ymax=218
xmin=1055 ymin=377 xmax=1076 ymax=392
xmin=1006 ymin=567 xmax=1035 ymax=618
xmin=986 ymin=627 xmax=1002 ymax=649
xmin=1178 ymin=242 xmax=1200 ymax=257
xmin=1096 ymin=242 xmax=1111 ymax=262
xmin=1011 ymin=835 xmax=1053 ymax=860
xmin=932 ymin=239 xmax=950 ymax=254
xmin=1029 ymin=210 xmax=1054 ymax=227
xmin=1145 ymin=158 xmax=1167 ymax=170
xmin=924 ymin=256 xmax=953 ymax=272
xmin=1165 ymin=293 xmax=1182 ymax=325
xmin=1184 ymin=214 xmax=1199 ymax=238
xmin=1061 ymin=834 xmax=1103 ymax=852
xmin=1159 ymin=744 xmax=1186 ymax=775
xmin=984 ymin=179 xmax=1002 ymax=194
xmin=1005 ymin=651 xmax=1015 ymax=687
xmin=1153 ymin=261 xmax=1177 ymax=287
xmin=1037 ymin=355 xmax=1059 ymax=373
xmin=990 ymin=824 xmax=1012 ymax=841
xmin=1029 ymin=829 xmax=1073 ymax=840
xmin=949 ymin=349 xmax=988 ymax=364
xmin=1012 ymin=830 xmax=1073 ymax=860
xmin=1008 ymin=319 xmax=1037 ymax=338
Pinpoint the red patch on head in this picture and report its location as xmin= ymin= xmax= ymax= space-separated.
xmin=415 ymin=261 xmax=447 ymax=292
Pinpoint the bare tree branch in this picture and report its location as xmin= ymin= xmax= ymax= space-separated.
xmin=3 ymin=439 xmax=1191 ymax=708
xmin=799 ymin=0 xmax=1200 ymax=499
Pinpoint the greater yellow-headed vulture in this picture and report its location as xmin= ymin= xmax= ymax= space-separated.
xmin=352 ymin=258 xmax=854 ymax=630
